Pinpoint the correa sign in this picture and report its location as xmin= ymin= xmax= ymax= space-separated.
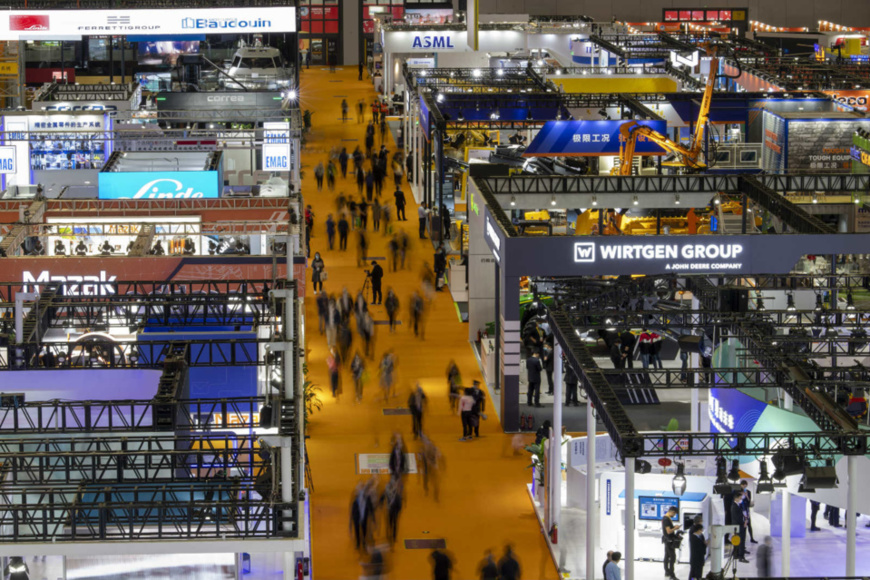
xmin=98 ymin=171 xmax=220 ymax=200
xmin=0 ymin=7 xmax=296 ymax=40
xmin=523 ymin=120 xmax=667 ymax=157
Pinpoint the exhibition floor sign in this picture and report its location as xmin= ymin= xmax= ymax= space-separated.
xmin=99 ymin=171 xmax=221 ymax=200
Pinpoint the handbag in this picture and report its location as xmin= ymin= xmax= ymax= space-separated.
xmin=320 ymin=270 xmax=328 ymax=281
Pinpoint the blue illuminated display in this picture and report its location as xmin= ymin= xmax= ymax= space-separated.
xmin=98 ymin=171 xmax=220 ymax=200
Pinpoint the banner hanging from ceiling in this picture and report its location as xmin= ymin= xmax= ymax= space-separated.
xmin=523 ymin=120 xmax=667 ymax=157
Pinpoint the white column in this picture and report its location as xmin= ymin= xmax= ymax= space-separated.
xmin=552 ymin=343 xmax=563 ymax=534
xmin=625 ymin=457 xmax=636 ymax=580
xmin=283 ymin=551 xmax=295 ymax=580
xmin=586 ymin=401 xmax=596 ymax=580
xmin=690 ymin=387 xmax=699 ymax=431
xmin=847 ymin=456 xmax=858 ymax=576
xmin=781 ymin=489 xmax=791 ymax=577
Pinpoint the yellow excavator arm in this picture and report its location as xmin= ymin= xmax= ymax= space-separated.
xmin=612 ymin=56 xmax=719 ymax=175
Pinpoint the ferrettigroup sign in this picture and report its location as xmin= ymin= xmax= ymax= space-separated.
xmin=0 ymin=7 xmax=296 ymax=40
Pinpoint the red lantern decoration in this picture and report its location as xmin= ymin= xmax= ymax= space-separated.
xmin=658 ymin=458 xmax=672 ymax=467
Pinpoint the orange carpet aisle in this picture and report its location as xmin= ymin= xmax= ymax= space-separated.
xmin=299 ymin=66 xmax=558 ymax=580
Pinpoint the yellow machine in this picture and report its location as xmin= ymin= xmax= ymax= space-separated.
xmin=612 ymin=56 xmax=720 ymax=175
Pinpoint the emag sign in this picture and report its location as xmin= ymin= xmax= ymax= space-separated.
xmin=98 ymin=171 xmax=220 ymax=200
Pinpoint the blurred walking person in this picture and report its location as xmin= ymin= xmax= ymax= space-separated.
xmin=498 ymin=545 xmax=521 ymax=580
xmin=388 ymin=433 xmax=407 ymax=480
xmin=430 ymin=549 xmax=454 ymax=580
xmin=446 ymin=360 xmax=461 ymax=413
xmin=351 ymin=352 xmax=366 ymax=402
xmin=379 ymin=350 xmax=396 ymax=402
xmin=341 ymin=99 xmax=349 ymax=122
xmin=311 ymin=252 xmax=325 ymax=293
xmin=410 ymin=291 xmax=426 ymax=339
xmin=408 ymin=383 xmax=427 ymax=438
xmin=325 ymin=214 xmax=336 ymax=250
xmin=458 ymin=388 xmax=475 ymax=441
xmin=316 ymin=290 xmax=328 ymax=334
xmin=350 ymin=481 xmax=375 ymax=551
xmin=338 ymin=214 xmax=349 ymax=251
xmin=327 ymin=348 xmax=341 ymax=398
xmin=478 ymin=550 xmax=498 ymax=580
xmin=385 ymin=289 xmax=400 ymax=332
xmin=469 ymin=380 xmax=486 ymax=438
xmin=314 ymin=162 xmax=324 ymax=191
xmin=380 ymin=477 xmax=403 ymax=545
xmin=418 ymin=435 xmax=442 ymax=501
xmin=339 ymin=147 xmax=349 ymax=178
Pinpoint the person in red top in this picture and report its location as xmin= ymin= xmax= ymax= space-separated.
xmin=639 ymin=328 xmax=653 ymax=369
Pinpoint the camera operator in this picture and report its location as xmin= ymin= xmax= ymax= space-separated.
xmin=661 ymin=506 xmax=681 ymax=580
xmin=369 ymin=260 xmax=384 ymax=305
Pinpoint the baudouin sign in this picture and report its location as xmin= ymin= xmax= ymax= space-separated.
xmin=574 ymin=241 xmax=745 ymax=270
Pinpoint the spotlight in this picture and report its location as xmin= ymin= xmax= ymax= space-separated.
xmin=591 ymin=195 xmax=598 ymax=206
xmin=496 ymin=68 xmax=504 ymax=76
xmin=847 ymin=291 xmax=856 ymax=310
xmin=472 ymin=69 xmax=482 ymax=78
xmin=632 ymin=195 xmax=639 ymax=206
xmin=527 ymin=108 xmax=533 ymax=121
xmin=510 ymin=196 xmax=516 ymax=206
xmin=801 ymin=464 xmax=838 ymax=489
xmin=674 ymin=194 xmax=681 ymax=205
xmin=635 ymin=459 xmax=652 ymax=474
xmin=812 ymin=193 xmax=818 ymax=204
xmin=458 ymin=110 xmax=465 ymax=122
xmin=57 ymin=353 xmax=66 ymax=366
xmin=727 ymin=459 xmax=740 ymax=482
xmin=551 ymin=194 xmax=557 ymax=207
xmin=436 ymin=93 xmax=445 ymax=103
xmin=672 ymin=462 xmax=687 ymax=497
xmin=490 ymin=108 xmax=500 ymax=120
xmin=814 ymin=293 xmax=824 ymax=312
xmin=756 ymin=296 xmax=766 ymax=312
xmin=786 ymin=293 xmax=796 ymax=312
xmin=772 ymin=449 xmax=804 ymax=480
xmin=756 ymin=460 xmax=775 ymax=494
xmin=286 ymin=89 xmax=298 ymax=101
xmin=128 ymin=351 xmax=139 ymax=365
xmin=713 ymin=456 xmax=738 ymax=495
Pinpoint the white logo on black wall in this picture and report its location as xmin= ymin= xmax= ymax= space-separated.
xmin=574 ymin=242 xmax=595 ymax=263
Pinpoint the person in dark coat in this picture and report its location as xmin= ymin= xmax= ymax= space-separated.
xmin=810 ymin=499 xmax=821 ymax=531
xmin=620 ymin=330 xmax=637 ymax=368
xmin=565 ymin=363 xmax=580 ymax=406
xmin=543 ymin=343 xmax=555 ymax=395
xmin=339 ymin=147 xmax=349 ymax=178
xmin=469 ymin=379 xmax=485 ymax=438
xmin=526 ymin=351 xmax=543 ymax=407
xmin=662 ymin=505 xmax=681 ymax=580
xmin=384 ymin=288 xmax=399 ymax=332
xmin=394 ymin=188 xmax=407 ymax=221
xmin=430 ymin=549 xmax=454 ymax=580
xmin=408 ymin=384 xmax=427 ymax=439
xmin=433 ymin=246 xmax=447 ymax=291
xmin=497 ymin=545 xmax=521 ymax=580
xmin=326 ymin=214 xmax=336 ymax=250
xmin=689 ymin=523 xmax=708 ymax=580
xmin=338 ymin=215 xmax=349 ymax=251
xmin=350 ymin=482 xmax=375 ymax=551
xmin=731 ymin=492 xmax=749 ymax=562
xmin=380 ymin=477 xmax=403 ymax=545
xmin=478 ymin=550 xmax=498 ymax=580
xmin=369 ymin=260 xmax=384 ymax=305
xmin=740 ymin=480 xmax=758 ymax=543
xmin=756 ymin=536 xmax=773 ymax=577
xmin=388 ymin=434 xmax=407 ymax=479
xmin=610 ymin=337 xmax=624 ymax=369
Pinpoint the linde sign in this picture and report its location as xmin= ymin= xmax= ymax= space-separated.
xmin=572 ymin=241 xmax=745 ymax=271
xmin=98 ymin=171 xmax=220 ymax=200
xmin=23 ymin=270 xmax=116 ymax=296
xmin=411 ymin=34 xmax=457 ymax=49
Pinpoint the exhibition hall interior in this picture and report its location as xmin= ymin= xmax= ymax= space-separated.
xmin=3 ymin=0 xmax=870 ymax=579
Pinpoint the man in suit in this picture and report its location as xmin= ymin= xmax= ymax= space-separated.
xmin=731 ymin=492 xmax=749 ymax=563
xmin=810 ymin=500 xmax=821 ymax=531
xmin=689 ymin=524 xmax=708 ymax=580
xmin=526 ymin=351 xmax=543 ymax=408
xmin=740 ymin=480 xmax=758 ymax=543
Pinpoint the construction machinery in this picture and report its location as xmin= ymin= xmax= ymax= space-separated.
xmin=613 ymin=45 xmax=741 ymax=175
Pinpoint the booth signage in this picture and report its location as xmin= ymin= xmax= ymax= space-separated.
xmin=573 ymin=241 xmax=745 ymax=271
xmin=98 ymin=171 xmax=220 ymax=200
xmin=411 ymin=34 xmax=456 ymax=49
xmin=0 ymin=7 xmax=296 ymax=40
xmin=485 ymin=216 xmax=501 ymax=262
xmin=262 ymin=143 xmax=290 ymax=171
xmin=523 ymin=120 xmax=667 ymax=157
xmin=156 ymin=91 xmax=284 ymax=113
xmin=708 ymin=388 xmax=768 ymax=434
xmin=23 ymin=270 xmax=117 ymax=296
xmin=0 ymin=146 xmax=16 ymax=174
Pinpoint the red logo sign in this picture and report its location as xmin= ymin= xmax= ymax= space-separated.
xmin=10 ymin=15 xmax=49 ymax=31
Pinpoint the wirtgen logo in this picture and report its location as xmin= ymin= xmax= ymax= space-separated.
xmin=574 ymin=242 xmax=595 ymax=263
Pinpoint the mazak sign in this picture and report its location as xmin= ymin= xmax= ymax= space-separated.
xmin=572 ymin=241 xmax=744 ymax=271
xmin=23 ymin=270 xmax=117 ymax=295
